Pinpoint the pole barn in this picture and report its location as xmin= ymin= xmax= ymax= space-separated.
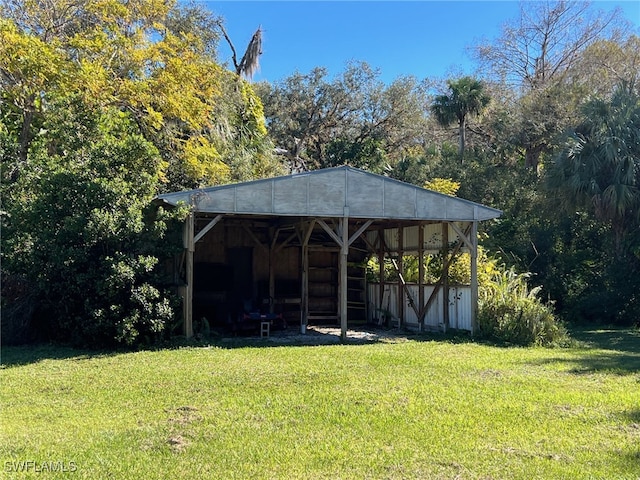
xmin=155 ymin=166 xmax=501 ymax=340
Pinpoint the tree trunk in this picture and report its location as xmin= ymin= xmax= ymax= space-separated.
xmin=458 ymin=117 xmax=466 ymax=161
xmin=612 ymin=219 xmax=626 ymax=260
xmin=11 ymin=103 xmax=35 ymax=183
xmin=524 ymin=144 xmax=542 ymax=171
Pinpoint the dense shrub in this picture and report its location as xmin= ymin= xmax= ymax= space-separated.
xmin=478 ymin=261 xmax=570 ymax=347
xmin=1 ymin=99 xmax=187 ymax=346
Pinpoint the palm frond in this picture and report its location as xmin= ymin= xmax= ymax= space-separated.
xmin=237 ymin=27 xmax=262 ymax=80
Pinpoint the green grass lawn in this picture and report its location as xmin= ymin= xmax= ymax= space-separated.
xmin=1 ymin=328 xmax=639 ymax=479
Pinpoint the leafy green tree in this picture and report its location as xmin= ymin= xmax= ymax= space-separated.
xmin=258 ymin=63 xmax=430 ymax=172
xmin=471 ymin=0 xmax=625 ymax=170
xmin=2 ymin=96 xmax=186 ymax=345
xmin=0 ymin=0 xmax=279 ymax=190
xmin=566 ymin=35 xmax=640 ymax=98
xmin=0 ymin=17 xmax=66 ymax=174
xmin=0 ymin=1 xmax=281 ymax=345
xmin=430 ymin=76 xmax=490 ymax=159
xmin=544 ymin=88 xmax=640 ymax=324
xmin=547 ymin=87 xmax=640 ymax=257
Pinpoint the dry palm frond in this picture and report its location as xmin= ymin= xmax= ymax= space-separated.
xmin=237 ymin=27 xmax=262 ymax=80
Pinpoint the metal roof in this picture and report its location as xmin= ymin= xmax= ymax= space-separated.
xmin=155 ymin=166 xmax=502 ymax=222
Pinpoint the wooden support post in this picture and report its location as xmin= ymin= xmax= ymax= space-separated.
xmin=397 ymin=226 xmax=404 ymax=328
xmin=442 ymin=222 xmax=450 ymax=332
xmin=183 ymin=213 xmax=195 ymax=338
xmin=300 ymin=220 xmax=315 ymax=333
xmin=378 ymin=229 xmax=385 ymax=324
xmin=418 ymin=223 xmax=425 ymax=332
xmin=268 ymin=227 xmax=276 ymax=314
xmin=471 ymin=219 xmax=479 ymax=335
xmin=301 ymin=243 xmax=308 ymax=333
xmin=340 ymin=216 xmax=349 ymax=341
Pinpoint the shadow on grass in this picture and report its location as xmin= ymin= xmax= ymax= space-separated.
xmin=570 ymin=327 xmax=640 ymax=352
xmin=1 ymin=324 xmax=534 ymax=363
xmin=619 ymin=409 xmax=640 ymax=466
xmin=167 ymin=324 xmax=483 ymax=351
xmin=625 ymin=409 xmax=640 ymax=425
xmin=1 ymin=326 xmax=474 ymax=366
xmin=529 ymin=326 xmax=640 ymax=375
xmin=9 ymin=326 xmax=636 ymax=367
xmin=0 ymin=344 xmax=122 ymax=368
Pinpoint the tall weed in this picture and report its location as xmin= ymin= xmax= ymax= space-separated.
xmin=478 ymin=261 xmax=569 ymax=346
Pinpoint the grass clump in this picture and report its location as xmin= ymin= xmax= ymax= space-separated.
xmin=478 ymin=264 xmax=569 ymax=346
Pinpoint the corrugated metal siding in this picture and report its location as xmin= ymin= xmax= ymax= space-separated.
xmin=367 ymin=283 xmax=472 ymax=332
xmin=274 ymin=175 xmax=309 ymax=215
xmin=447 ymin=287 xmax=472 ymax=331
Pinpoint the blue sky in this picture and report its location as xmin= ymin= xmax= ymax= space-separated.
xmin=205 ymin=1 xmax=640 ymax=84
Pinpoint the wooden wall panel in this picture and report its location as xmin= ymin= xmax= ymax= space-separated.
xmin=193 ymin=221 xmax=301 ymax=299
xmin=193 ymin=224 xmax=225 ymax=263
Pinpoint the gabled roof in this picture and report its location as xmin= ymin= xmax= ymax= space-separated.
xmin=155 ymin=166 xmax=502 ymax=222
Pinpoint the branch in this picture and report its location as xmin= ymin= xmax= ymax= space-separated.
xmin=218 ymin=22 xmax=239 ymax=73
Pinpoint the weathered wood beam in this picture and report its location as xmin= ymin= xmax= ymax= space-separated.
xmin=418 ymin=223 xmax=425 ymax=332
xmin=378 ymin=229 xmax=384 ymax=323
xmin=268 ymin=227 xmax=276 ymax=314
xmin=397 ymin=227 xmax=404 ymax=327
xmin=471 ymin=219 xmax=479 ymax=335
xmin=449 ymin=222 xmax=474 ymax=251
xmin=242 ymin=225 xmax=269 ymax=252
xmin=389 ymin=255 xmax=420 ymax=323
xmin=378 ymin=229 xmax=420 ymax=324
xmin=300 ymin=220 xmax=315 ymax=332
xmin=194 ymin=214 xmax=223 ymax=243
xmin=442 ymin=222 xmax=450 ymax=332
xmin=270 ymin=227 xmax=280 ymax=250
xmin=303 ymin=219 xmax=316 ymax=245
xmin=361 ymin=235 xmax=376 ymax=253
xmin=317 ymin=218 xmax=343 ymax=247
xmin=275 ymin=230 xmax=299 ymax=253
xmin=183 ymin=213 xmax=195 ymax=338
xmin=348 ymin=220 xmax=374 ymax=246
xmin=340 ymin=216 xmax=348 ymax=341
xmin=418 ymin=223 xmax=472 ymax=323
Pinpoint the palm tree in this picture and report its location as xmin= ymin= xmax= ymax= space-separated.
xmin=430 ymin=76 xmax=490 ymax=159
xmin=548 ymin=87 xmax=640 ymax=257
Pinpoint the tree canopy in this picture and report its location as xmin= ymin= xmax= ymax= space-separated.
xmin=548 ymin=88 xmax=640 ymax=257
xmin=257 ymin=63 xmax=430 ymax=173
xmin=2 ymin=0 xmax=639 ymax=345
xmin=0 ymin=0 xmax=280 ymax=345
